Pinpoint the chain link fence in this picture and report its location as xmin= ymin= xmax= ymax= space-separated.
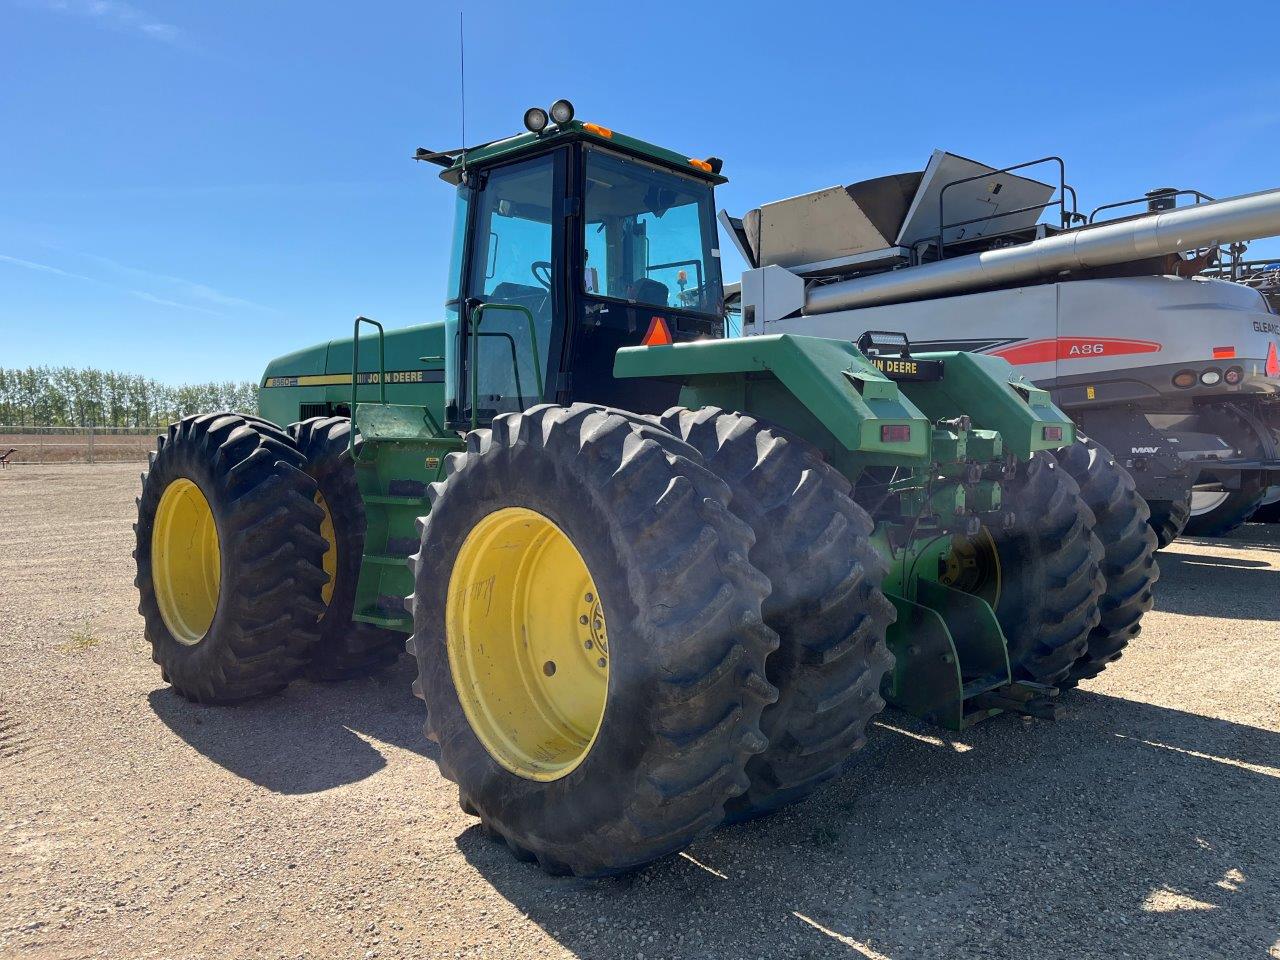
xmin=0 ymin=425 xmax=158 ymax=464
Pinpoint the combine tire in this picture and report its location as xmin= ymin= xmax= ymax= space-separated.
xmin=134 ymin=413 xmax=329 ymax=703
xmin=659 ymin=407 xmax=894 ymax=823
xmin=407 ymin=403 xmax=778 ymax=876
xmin=1185 ymin=487 xmax=1266 ymax=538
xmin=1146 ymin=498 xmax=1190 ymax=549
xmin=1184 ymin=404 xmax=1269 ymax=538
xmin=287 ymin=417 xmax=403 ymax=680
xmin=1250 ymin=493 xmax=1280 ymax=524
xmin=989 ymin=453 xmax=1105 ymax=686
xmin=1053 ymin=438 xmax=1159 ymax=686
xmin=1252 ymin=432 xmax=1280 ymax=522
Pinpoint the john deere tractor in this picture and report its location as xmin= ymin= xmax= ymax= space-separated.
xmin=133 ymin=101 xmax=1157 ymax=877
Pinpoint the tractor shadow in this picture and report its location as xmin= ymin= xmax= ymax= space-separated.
xmin=149 ymin=653 xmax=435 ymax=794
xmin=1179 ymin=521 xmax=1280 ymax=553
xmin=458 ymin=694 xmax=1280 ymax=960
xmin=1153 ymin=542 xmax=1280 ymax=621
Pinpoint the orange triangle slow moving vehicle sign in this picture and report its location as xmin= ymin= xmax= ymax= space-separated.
xmin=642 ymin=316 xmax=673 ymax=346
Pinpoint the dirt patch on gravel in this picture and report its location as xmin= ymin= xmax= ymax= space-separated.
xmin=2 ymin=463 xmax=1278 ymax=960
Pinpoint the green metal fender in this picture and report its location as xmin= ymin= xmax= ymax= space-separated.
xmin=907 ymin=351 xmax=1074 ymax=459
xmin=614 ymin=334 xmax=931 ymax=465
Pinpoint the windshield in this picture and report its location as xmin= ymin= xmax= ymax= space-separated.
xmin=582 ymin=147 xmax=723 ymax=316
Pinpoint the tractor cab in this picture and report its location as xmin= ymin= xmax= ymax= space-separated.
xmin=421 ymin=101 xmax=727 ymax=429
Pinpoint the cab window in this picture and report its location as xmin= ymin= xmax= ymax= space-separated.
xmin=582 ymin=147 xmax=723 ymax=316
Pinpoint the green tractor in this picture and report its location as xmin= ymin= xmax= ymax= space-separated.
xmin=133 ymin=101 xmax=1157 ymax=876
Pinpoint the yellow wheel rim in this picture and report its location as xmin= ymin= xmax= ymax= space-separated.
xmin=151 ymin=478 xmax=221 ymax=645
xmin=940 ymin=529 xmax=1002 ymax=608
xmin=446 ymin=507 xmax=609 ymax=782
xmin=315 ymin=491 xmax=337 ymax=607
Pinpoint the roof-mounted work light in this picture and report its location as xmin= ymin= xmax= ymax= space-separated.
xmin=549 ymin=99 xmax=575 ymax=125
xmin=523 ymin=106 xmax=549 ymax=134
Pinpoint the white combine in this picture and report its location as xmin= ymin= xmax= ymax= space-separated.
xmin=722 ymin=152 xmax=1280 ymax=544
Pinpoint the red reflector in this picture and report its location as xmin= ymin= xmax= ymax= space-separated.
xmin=1268 ymin=342 xmax=1280 ymax=378
xmin=641 ymin=316 xmax=673 ymax=346
xmin=1043 ymin=426 xmax=1064 ymax=441
xmin=881 ymin=424 xmax=911 ymax=443
xmin=1212 ymin=346 xmax=1236 ymax=360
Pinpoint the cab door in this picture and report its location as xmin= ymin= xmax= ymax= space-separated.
xmin=458 ymin=149 xmax=568 ymax=426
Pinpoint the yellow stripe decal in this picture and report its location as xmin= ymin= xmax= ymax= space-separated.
xmin=262 ymin=370 xmax=443 ymax=388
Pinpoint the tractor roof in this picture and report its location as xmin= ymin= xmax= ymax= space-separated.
xmin=430 ymin=120 xmax=726 ymax=186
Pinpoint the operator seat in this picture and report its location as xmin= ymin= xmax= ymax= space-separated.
xmin=631 ymin=277 xmax=670 ymax=308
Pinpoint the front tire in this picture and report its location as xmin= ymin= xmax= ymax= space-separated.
xmin=658 ymin=407 xmax=894 ymax=823
xmin=287 ymin=417 xmax=403 ymax=680
xmin=407 ymin=404 xmax=778 ymax=876
xmin=134 ymin=413 xmax=328 ymax=703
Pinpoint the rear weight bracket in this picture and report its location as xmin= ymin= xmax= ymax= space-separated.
xmin=882 ymin=579 xmax=1016 ymax=731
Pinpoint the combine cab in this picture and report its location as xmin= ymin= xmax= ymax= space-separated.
xmin=133 ymin=106 xmax=1154 ymax=876
xmin=725 ymin=153 xmax=1280 ymax=544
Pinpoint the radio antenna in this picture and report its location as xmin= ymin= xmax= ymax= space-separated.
xmin=458 ymin=11 xmax=467 ymax=176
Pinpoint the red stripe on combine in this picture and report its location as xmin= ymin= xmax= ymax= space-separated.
xmin=991 ymin=337 xmax=1162 ymax=365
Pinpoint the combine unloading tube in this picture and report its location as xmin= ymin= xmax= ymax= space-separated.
xmin=803 ymin=188 xmax=1280 ymax=314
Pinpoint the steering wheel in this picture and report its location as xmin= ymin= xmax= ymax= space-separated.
xmin=531 ymin=261 xmax=552 ymax=291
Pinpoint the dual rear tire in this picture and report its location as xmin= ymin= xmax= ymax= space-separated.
xmin=1052 ymin=437 xmax=1159 ymax=685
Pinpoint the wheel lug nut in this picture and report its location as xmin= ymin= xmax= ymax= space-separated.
xmin=584 ymin=639 xmax=593 ymax=649
xmin=579 ymin=615 xmax=589 ymax=625
xmin=584 ymin=593 xmax=594 ymax=603
xmin=597 ymin=657 xmax=606 ymax=668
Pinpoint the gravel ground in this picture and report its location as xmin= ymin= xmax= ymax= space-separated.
xmin=2 ymin=462 xmax=1278 ymax=960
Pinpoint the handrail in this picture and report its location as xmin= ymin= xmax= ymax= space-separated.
xmin=467 ymin=302 xmax=543 ymax=431
xmin=350 ymin=315 xmax=386 ymax=452
xmin=936 ymin=156 xmax=1076 ymax=262
xmin=1087 ymin=189 xmax=1215 ymax=224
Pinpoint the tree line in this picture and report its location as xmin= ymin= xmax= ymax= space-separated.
xmin=0 ymin=366 xmax=258 ymax=428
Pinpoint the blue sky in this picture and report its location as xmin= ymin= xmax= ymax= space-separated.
xmin=3 ymin=0 xmax=1279 ymax=382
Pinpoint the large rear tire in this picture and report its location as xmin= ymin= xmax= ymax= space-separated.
xmin=134 ymin=413 xmax=328 ymax=703
xmin=990 ymin=453 xmax=1105 ymax=686
xmin=1053 ymin=437 xmax=1159 ymax=686
xmin=407 ymin=404 xmax=778 ymax=876
xmin=287 ymin=417 xmax=403 ymax=680
xmin=658 ymin=407 xmax=894 ymax=823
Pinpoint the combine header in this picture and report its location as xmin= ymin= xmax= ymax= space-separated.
xmin=133 ymin=106 xmax=1155 ymax=876
xmin=723 ymin=154 xmax=1280 ymax=543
